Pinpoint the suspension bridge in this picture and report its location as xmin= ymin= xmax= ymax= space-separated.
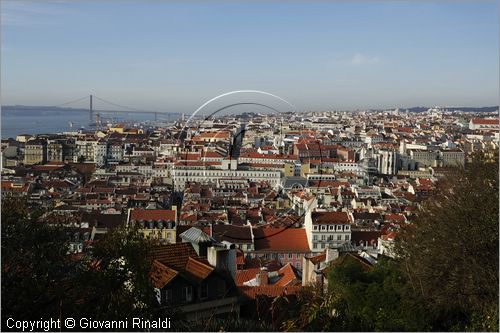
xmin=49 ymin=94 xmax=181 ymax=125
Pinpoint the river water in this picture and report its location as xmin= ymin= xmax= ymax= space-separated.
xmin=1 ymin=107 xmax=179 ymax=139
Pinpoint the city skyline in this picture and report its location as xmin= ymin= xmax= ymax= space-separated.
xmin=1 ymin=1 xmax=499 ymax=112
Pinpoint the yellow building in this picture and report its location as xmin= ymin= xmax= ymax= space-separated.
xmin=127 ymin=207 xmax=177 ymax=243
xmin=24 ymin=140 xmax=47 ymax=165
xmin=283 ymin=162 xmax=295 ymax=177
xmin=109 ymin=124 xmax=125 ymax=134
xmin=300 ymin=162 xmax=310 ymax=177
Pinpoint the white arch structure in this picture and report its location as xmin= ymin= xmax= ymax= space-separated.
xmin=185 ymin=90 xmax=297 ymax=125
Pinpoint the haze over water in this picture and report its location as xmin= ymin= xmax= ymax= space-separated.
xmin=1 ymin=108 xmax=164 ymax=139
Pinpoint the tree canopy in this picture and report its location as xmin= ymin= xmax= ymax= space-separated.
xmin=1 ymin=196 xmax=175 ymax=331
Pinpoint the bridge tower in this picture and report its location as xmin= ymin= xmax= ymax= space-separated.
xmin=89 ymin=94 xmax=93 ymax=123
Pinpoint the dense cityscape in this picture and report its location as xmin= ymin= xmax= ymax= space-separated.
xmin=1 ymin=105 xmax=499 ymax=330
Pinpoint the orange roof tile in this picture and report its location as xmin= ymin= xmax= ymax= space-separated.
xmin=308 ymin=252 xmax=326 ymax=265
xmin=235 ymin=268 xmax=261 ymax=286
xmin=274 ymin=264 xmax=301 ymax=287
xmin=150 ymin=260 xmax=178 ymax=288
xmin=471 ymin=118 xmax=499 ymax=125
xmin=253 ymin=228 xmax=310 ymax=252
xmin=238 ymin=285 xmax=302 ymax=299
xmin=311 ymin=211 xmax=351 ymax=225
xmin=185 ymin=257 xmax=214 ymax=282
xmin=130 ymin=209 xmax=176 ymax=222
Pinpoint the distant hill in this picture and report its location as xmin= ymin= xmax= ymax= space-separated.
xmin=1 ymin=105 xmax=181 ymax=115
xmin=3 ymin=104 xmax=498 ymax=115
xmin=2 ymin=105 xmax=89 ymax=112
xmin=405 ymin=106 xmax=499 ymax=113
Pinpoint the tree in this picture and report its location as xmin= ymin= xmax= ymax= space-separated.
xmin=1 ymin=196 xmax=180 ymax=331
xmin=397 ymin=152 xmax=499 ymax=330
xmin=1 ymin=195 xmax=75 ymax=326
xmin=70 ymin=226 xmax=160 ymax=322
xmin=322 ymin=255 xmax=432 ymax=332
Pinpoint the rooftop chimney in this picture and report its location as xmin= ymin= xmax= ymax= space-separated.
xmin=326 ymin=246 xmax=339 ymax=263
xmin=256 ymin=267 xmax=269 ymax=286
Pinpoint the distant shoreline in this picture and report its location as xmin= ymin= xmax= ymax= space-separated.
xmin=2 ymin=105 xmax=498 ymax=114
xmin=1 ymin=106 xmax=182 ymax=116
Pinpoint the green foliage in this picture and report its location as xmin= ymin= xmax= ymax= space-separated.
xmin=1 ymin=196 xmax=179 ymax=331
xmin=272 ymin=153 xmax=499 ymax=332
xmin=398 ymin=152 xmax=499 ymax=330
xmin=71 ymin=226 xmax=159 ymax=322
xmin=182 ymin=316 xmax=274 ymax=332
xmin=1 ymin=195 xmax=74 ymax=324
xmin=324 ymin=257 xmax=432 ymax=331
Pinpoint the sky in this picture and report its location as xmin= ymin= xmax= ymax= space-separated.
xmin=1 ymin=1 xmax=499 ymax=113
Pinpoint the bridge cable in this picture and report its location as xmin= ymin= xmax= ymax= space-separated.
xmin=49 ymin=96 xmax=89 ymax=108
xmin=92 ymin=95 xmax=144 ymax=112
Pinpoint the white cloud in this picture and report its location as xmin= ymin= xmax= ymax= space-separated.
xmin=349 ymin=53 xmax=380 ymax=66
xmin=1 ymin=1 xmax=70 ymax=27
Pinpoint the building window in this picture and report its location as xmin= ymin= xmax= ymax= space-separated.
xmin=217 ymin=280 xmax=226 ymax=297
xmin=288 ymin=253 xmax=293 ymax=259
xmin=321 ymin=235 xmax=326 ymax=241
xmin=200 ymin=282 xmax=208 ymax=300
xmin=313 ymin=235 xmax=318 ymax=241
xmin=321 ymin=243 xmax=325 ymax=249
xmin=313 ymin=243 xmax=317 ymax=249
xmin=345 ymin=235 xmax=350 ymax=241
xmin=246 ymin=244 xmax=251 ymax=250
xmin=181 ymin=286 xmax=193 ymax=303
xmin=321 ymin=225 xmax=326 ymax=231
xmin=336 ymin=225 xmax=342 ymax=231
xmin=313 ymin=225 xmax=318 ymax=231
xmin=329 ymin=225 xmax=334 ymax=230
xmin=162 ymin=289 xmax=172 ymax=304
xmin=345 ymin=225 xmax=350 ymax=231
xmin=337 ymin=235 xmax=342 ymax=241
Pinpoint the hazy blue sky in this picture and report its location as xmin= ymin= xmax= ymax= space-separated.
xmin=1 ymin=1 xmax=498 ymax=112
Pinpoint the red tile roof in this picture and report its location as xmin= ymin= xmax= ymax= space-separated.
xmin=150 ymin=260 xmax=178 ymax=288
xmin=212 ymin=224 xmax=253 ymax=244
xmin=311 ymin=211 xmax=351 ymax=225
xmin=130 ymin=209 xmax=176 ymax=222
xmin=198 ymin=131 xmax=230 ymax=139
xmin=238 ymin=285 xmax=302 ymax=299
xmin=274 ymin=264 xmax=301 ymax=287
xmin=235 ymin=268 xmax=261 ymax=286
xmin=384 ymin=213 xmax=406 ymax=223
xmin=471 ymin=118 xmax=499 ymax=125
xmin=185 ymin=257 xmax=214 ymax=282
xmin=381 ymin=231 xmax=397 ymax=241
xmin=150 ymin=243 xmax=206 ymax=270
xmin=236 ymin=249 xmax=245 ymax=265
xmin=149 ymin=243 xmax=214 ymax=284
xmin=308 ymin=252 xmax=326 ymax=265
xmin=253 ymin=228 xmax=310 ymax=252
